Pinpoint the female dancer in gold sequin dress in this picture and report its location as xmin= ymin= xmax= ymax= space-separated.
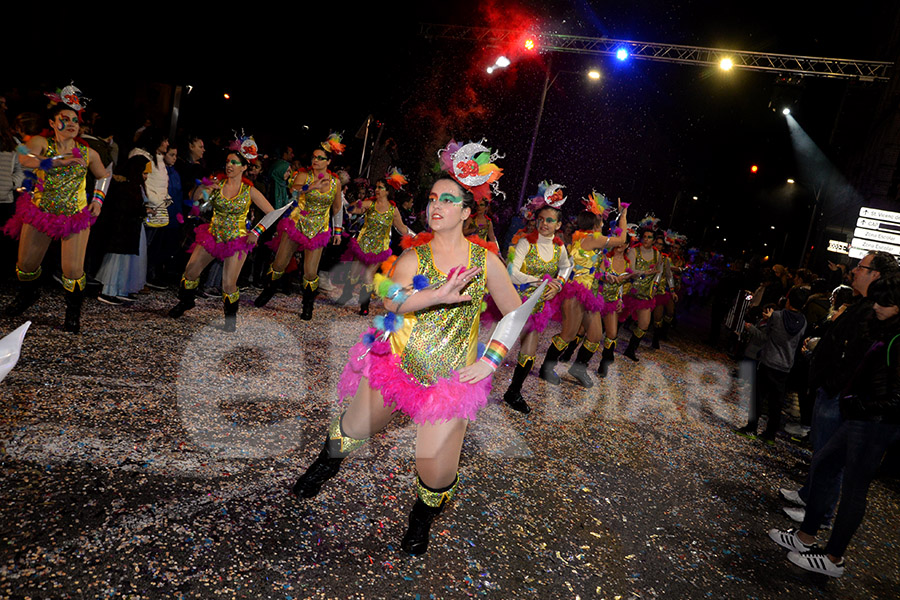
xmin=167 ymin=151 xmax=274 ymax=331
xmin=291 ymin=177 xmax=521 ymax=555
xmin=254 ymin=147 xmax=342 ymax=320
xmin=4 ymin=103 xmax=111 ymax=333
xmin=338 ymin=178 xmax=410 ymax=315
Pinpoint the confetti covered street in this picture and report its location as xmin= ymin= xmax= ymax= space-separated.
xmin=1 ymin=287 xmax=898 ymax=600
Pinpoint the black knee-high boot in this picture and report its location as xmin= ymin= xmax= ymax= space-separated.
xmin=651 ymin=320 xmax=663 ymax=349
xmin=623 ymin=327 xmax=645 ymax=362
xmin=559 ymin=334 xmax=582 ymax=362
xmin=62 ymin=274 xmax=86 ymax=334
xmin=292 ymin=413 xmax=369 ymax=498
xmin=300 ymin=276 xmax=319 ymax=321
xmin=597 ymin=337 xmax=617 ymax=377
xmin=539 ymin=335 xmax=570 ymax=385
xmin=336 ymin=280 xmax=355 ymax=306
xmin=358 ymin=284 xmax=372 ymax=316
xmin=168 ymin=277 xmax=199 ymax=318
xmin=568 ymin=340 xmax=599 ymax=388
xmin=4 ymin=266 xmax=43 ymax=317
xmin=503 ymin=354 xmax=534 ymax=414
xmin=254 ymin=266 xmax=284 ymax=307
xmin=223 ymin=291 xmax=239 ymax=332
xmin=401 ymin=474 xmax=459 ymax=555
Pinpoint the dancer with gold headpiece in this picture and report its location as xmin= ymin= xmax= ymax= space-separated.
xmin=291 ymin=140 xmax=535 ymax=556
xmin=254 ymin=133 xmax=344 ymax=320
xmin=3 ymin=84 xmax=112 ymax=333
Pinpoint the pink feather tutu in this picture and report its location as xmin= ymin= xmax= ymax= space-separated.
xmin=558 ymin=280 xmax=608 ymax=313
xmin=338 ymin=330 xmax=493 ymax=425
xmin=190 ymin=224 xmax=255 ymax=260
xmin=269 ymin=218 xmax=331 ymax=251
xmin=3 ymin=194 xmax=95 ymax=240
xmin=654 ymin=291 xmax=673 ymax=308
xmin=620 ymin=293 xmax=656 ymax=321
xmin=342 ymin=237 xmax=393 ymax=266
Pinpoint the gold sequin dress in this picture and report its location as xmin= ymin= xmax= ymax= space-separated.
xmin=3 ymin=138 xmax=96 ymax=240
xmin=192 ymin=181 xmax=255 ymax=259
xmin=345 ymin=202 xmax=395 ymax=265
xmin=338 ymin=240 xmax=493 ymax=424
xmin=277 ymin=170 xmax=336 ymax=250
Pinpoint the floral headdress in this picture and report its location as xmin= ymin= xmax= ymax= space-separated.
xmin=385 ymin=167 xmax=408 ymax=191
xmin=229 ymin=130 xmax=259 ymax=162
xmin=521 ymin=180 xmax=565 ymax=220
xmin=45 ymin=82 xmax=88 ymax=114
xmin=581 ymin=190 xmax=613 ymax=217
xmin=437 ymin=139 xmax=503 ymax=202
xmin=321 ymin=132 xmax=346 ymax=155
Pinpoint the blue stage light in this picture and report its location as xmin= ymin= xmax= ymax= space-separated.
xmin=616 ymin=48 xmax=629 ymax=61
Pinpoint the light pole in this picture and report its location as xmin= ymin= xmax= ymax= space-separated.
xmin=788 ymin=179 xmax=824 ymax=268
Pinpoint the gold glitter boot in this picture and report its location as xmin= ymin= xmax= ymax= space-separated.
xmin=168 ymin=278 xmax=199 ymax=318
xmin=4 ymin=267 xmax=42 ymax=317
xmin=624 ymin=327 xmax=644 ymax=362
xmin=503 ymin=354 xmax=534 ymax=414
xmin=567 ymin=340 xmax=599 ymax=388
xmin=62 ymin=274 xmax=86 ymax=334
xmin=539 ymin=336 xmax=569 ymax=385
xmin=401 ymin=474 xmax=459 ymax=556
xmin=292 ymin=413 xmax=368 ymax=498
xmin=254 ymin=266 xmax=284 ymax=308
xmin=597 ymin=337 xmax=616 ymax=377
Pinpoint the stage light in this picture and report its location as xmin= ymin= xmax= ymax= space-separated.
xmin=496 ymin=56 xmax=511 ymax=68
xmin=720 ymin=58 xmax=734 ymax=71
xmin=616 ymin=48 xmax=629 ymax=61
xmin=787 ymin=179 xmax=795 ymax=184
xmin=223 ymin=93 xmax=230 ymax=100
xmin=782 ymin=107 xmax=791 ymax=115
xmin=487 ymin=66 xmax=495 ymax=74
xmin=751 ymin=165 xmax=759 ymax=173
xmin=524 ymin=38 xmax=535 ymax=51
xmin=588 ymin=70 xmax=601 ymax=80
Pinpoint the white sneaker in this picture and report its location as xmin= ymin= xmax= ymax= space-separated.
xmin=784 ymin=423 xmax=810 ymax=437
xmin=779 ymin=488 xmax=806 ymax=507
xmin=769 ymin=527 xmax=815 ymax=552
xmin=783 ymin=506 xmax=805 ymax=523
xmin=787 ymin=550 xmax=845 ymax=577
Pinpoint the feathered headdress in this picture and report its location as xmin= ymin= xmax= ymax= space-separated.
xmin=638 ymin=214 xmax=661 ymax=231
xmin=437 ymin=139 xmax=503 ymax=202
xmin=385 ymin=167 xmax=408 ymax=190
xmin=321 ymin=132 xmax=346 ymax=155
xmin=664 ymin=229 xmax=687 ymax=246
xmin=229 ymin=130 xmax=259 ymax=161
xmin=582 ymin=190 xmax=613 ymax=217
xmin=45 ymin=83 xmax=88 ymax=113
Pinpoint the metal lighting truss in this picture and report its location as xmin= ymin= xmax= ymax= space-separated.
xmin=419 ymin=23 xmax=893 ymax=82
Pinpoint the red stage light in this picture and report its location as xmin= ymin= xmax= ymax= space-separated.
xmin=524 ymin=38 xmax=535 ymax=51
xmin=750 ymin=165 xmax=759 ymax=173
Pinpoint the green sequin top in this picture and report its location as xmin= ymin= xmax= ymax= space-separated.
xmin=34 ymin=138 xmax=90 ymax=215
xmin=632 ymin=248 xmax=660 ymax=300
xmin=569 ymin=235 xmax=600 ymax=290
xmin=208 ymin=182 xmax=252 ymax=242
xmin=357 ymin=203 xmax=395 ymax=255
xmin=392 ymin=241 xmax=488 ymax=385
xmin=288 ymin=170 xmax=336 ymax=238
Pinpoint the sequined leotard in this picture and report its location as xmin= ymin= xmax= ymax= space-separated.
xmin=290 ymin=170 xmax=336 ymax=238
xmin=192 ymin=181 xmax=255 ymax=260
xmin=631 ymin=248 xmax=660 ymax=300
xmin=344 ymin=202 xmax=395 ymax=265
xmin=2 ymin=138 xmax=96 ymax=240
xmin=339 ymin=240 xmax=492 ymax=424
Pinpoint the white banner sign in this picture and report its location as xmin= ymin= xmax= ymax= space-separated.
xmin=859 ymin=206 xmax=900 ymax=225
xmin=853 ymin=227 xmax=900 ymax=245
xmin=827 ymin=240 xmax=849 ymax=254
xmin=849 ymin=236 xmax=900 ymax=256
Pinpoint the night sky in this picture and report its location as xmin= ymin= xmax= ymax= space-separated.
xmin=5 ymin=1 xmax=897 ymax=262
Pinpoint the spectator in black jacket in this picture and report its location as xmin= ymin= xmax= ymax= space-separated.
xmin=768 ymin=272 xmax=900 ymax=577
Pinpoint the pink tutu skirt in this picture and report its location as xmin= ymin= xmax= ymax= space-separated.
xmin=481 ymin=286 xmax=562 ymax=334
xmin=338 ymin=330 xmax=492 ymax=425
xmin=3 ymin=194 xmax=95 ymax=240
xmin=268 ymin=218 xmax=331 ymax=251
xmin=557 ymin=280 xmax=608 ymax=314
xmin=654 ymin=291 xmax=673 ymax=308
xmin=342 ymin=237 xmax=393 ymax=266
xmin=190 ymin=224 xmax=255 ymax=260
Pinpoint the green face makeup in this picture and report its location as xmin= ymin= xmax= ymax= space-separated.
xmin=227 ymin=159 xmax=243 ymax=166
xmin=428 ymin=192 xmax=464 ymax=205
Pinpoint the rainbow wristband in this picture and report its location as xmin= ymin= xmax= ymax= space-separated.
xmin=251 ymin=224 xmax=265 ymax=236
xmin=333 ymin=227 xmax=343 ymax=235
xmin=91 ymin=190 xmax=106 ymax=205
xmin=479 ymin=340 xmax=508 ymax=371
